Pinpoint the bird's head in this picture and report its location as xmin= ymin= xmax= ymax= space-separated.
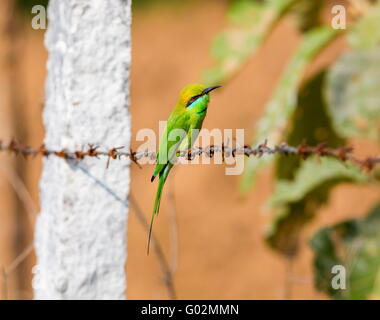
xmin=178 ymin=83 xmax=221 ymax=109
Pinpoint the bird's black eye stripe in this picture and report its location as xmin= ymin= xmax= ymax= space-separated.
xmin=186 ymin=95 xmax=201 ymax=107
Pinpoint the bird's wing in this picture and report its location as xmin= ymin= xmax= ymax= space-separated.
xmin=152 ymin=111 xmax=189 ymax=179
xmin=178 ymin=123 xmax=202 ymax=153
xmin=178 ymin=113 xmax=206 ymax=152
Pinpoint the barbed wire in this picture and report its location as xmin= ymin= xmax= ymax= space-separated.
xmin=1 ymin=139 xmax=380 ymax=171
xmin=1 ymin=138 xmax=379 ymax=299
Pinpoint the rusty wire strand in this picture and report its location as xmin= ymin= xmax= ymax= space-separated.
xmin=129 ymin=193 xmax=177 ymax=300
xmin=1 ymin=139 xmax=380 ymax=171
xmin=74 ymin=163 xmax=177 ymax=300
xmin=0 ymin=243 xmax=35 ymax=300
xmin=0 ymin=139 xmax=378 ymax=300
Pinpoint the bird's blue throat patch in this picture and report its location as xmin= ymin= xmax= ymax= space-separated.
xmin=188 ymin=95 xmax=209 ymax=114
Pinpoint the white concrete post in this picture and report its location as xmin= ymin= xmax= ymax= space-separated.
xmin=33 ymin=0 xmax=131 ymax=299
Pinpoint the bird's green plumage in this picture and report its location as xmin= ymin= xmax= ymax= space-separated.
xmin=148 ymin=83 xmax=220 ymax=254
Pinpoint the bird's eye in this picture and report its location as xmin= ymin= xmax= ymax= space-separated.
xmin=187 ymin=95 xmax=199 ymax=107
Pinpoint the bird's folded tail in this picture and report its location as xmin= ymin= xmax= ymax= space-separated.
xmin=147 ymin=163 xmax=173 ymax=254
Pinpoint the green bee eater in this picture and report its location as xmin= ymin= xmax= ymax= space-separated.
xmin=148 ymin=83 xmax=221 ymax=254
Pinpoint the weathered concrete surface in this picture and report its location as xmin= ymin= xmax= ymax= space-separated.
xmin=34 ymin=0 xmax=131 ymax=299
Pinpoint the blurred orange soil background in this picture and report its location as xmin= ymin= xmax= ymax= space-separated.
xmin=0 ymin=0 xmax=378 ymax=299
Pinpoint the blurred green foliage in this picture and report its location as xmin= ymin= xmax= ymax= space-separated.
xmin=326 ymin=49 xmax=380 ymax=142
xmin=203 ymin=0 xmax=298 ymax=85
xmin=205 ymin=0 xmax=380 ymax=299
xmin=311 ymin=205 xmax=380 ymax=299
xmin=267 ymin=156 xmax=367 ymax=255
xmin=265 ymin=71 xmax=368 ymax=255
xmin=290 ymin=0 xmax=325 ymax=32
xmin=347 ymin=3 xmax=380 ymax=50
xmin=16 ymin=0 xmax=49 ymax=13
xmin=241 ymin=27 xmax=339 ymax=193
xmin=276 ymin=71 xmax=344 ymax=180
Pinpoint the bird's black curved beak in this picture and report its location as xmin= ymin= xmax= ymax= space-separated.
xmin=202 ymin=85 xmax=221 ymax=95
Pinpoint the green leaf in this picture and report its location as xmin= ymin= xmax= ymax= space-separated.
xmin=325 ymin=49 xmax=380 ymax=142
xmin=348 ymin=1 xmax=380 ymax=50
xmin=203 ymin=0 xmax=298 ymax=85
xmin=271 ymin=158 xmax=366 ymax=207
xmin=266 ymin=157 xmax=367 ymax=255
xmin=227 ymin=0 xmax=265 ymax=27
xmin=240 ymin=27 xmax=339 ymax=193
xmin=276 ymin=71 xmax=344 ymax=180
xmin=310 ymin=205 xmax=380 ymax=300
xmin=266 ymin=71 xmax=354 ymax=255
